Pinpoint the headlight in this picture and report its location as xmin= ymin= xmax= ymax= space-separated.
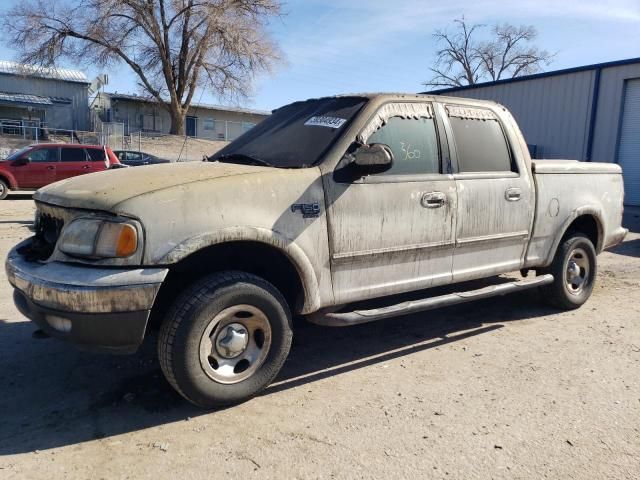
xmin=58 ymin=218 xmax=139 ymax=259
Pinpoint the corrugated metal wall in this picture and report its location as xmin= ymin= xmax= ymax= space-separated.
xmin=0 ymin=74 xmax=89 ymax=130
xmin=616 ymin=79 xmax=640 ymax=206
xmin=591 ymin=63 xmax=640 ymax=162
xmin=439 ymin=71 xmax=596 ymax=160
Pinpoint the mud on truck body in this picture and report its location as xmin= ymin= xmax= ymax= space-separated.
xmin=6 ymin=94 xmax=627 ymax=407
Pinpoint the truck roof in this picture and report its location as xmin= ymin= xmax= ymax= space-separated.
xmin=274 ymin=93 xmax=502 ymax=113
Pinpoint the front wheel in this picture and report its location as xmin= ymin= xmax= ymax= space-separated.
xmin=158 ymin=271 xmax=293 ymax=408
xmin=539 ymin=234 xmax=597 ymax=310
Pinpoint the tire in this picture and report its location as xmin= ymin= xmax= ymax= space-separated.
xmin=158 ymin=271 xmax=293 ymax=408
xmin=0 ymin=179 xmax=8 ymax=200
xmin=539 ymin=234 xmax=597 ymax=310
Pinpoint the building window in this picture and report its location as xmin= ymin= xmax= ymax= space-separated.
xmin=242 ymin=122 xmax=256 ymax=132
xmin=204 ymin=118 xmax=215 ymax=131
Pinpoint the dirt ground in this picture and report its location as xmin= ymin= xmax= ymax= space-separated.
xmin=0 ymin=194 xmax=638 ymax=480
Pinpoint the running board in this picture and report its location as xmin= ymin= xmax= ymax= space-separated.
xmin=309 ymin=274 xmax=554 ymax=327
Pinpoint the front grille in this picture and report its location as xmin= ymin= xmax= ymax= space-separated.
xmin=18 ymin=210 xmax=65 ymax=261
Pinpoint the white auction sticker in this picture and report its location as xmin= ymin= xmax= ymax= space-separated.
xmin=304 ymin=116 xmax=347 ymax=129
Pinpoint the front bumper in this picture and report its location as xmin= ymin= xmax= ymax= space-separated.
xmin=6 ymin=239 xmax=168 ymax=354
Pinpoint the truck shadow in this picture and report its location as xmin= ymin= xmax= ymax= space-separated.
xmin=0 ymin=288 xmax=556 ymax=455
xmin=608 ymin=238 xmax=640 ymax=258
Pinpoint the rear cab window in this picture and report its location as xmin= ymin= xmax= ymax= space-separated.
xmin=445 ymin=105 xmax=515 ymax=173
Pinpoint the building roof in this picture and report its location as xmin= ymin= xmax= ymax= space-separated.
xmin=424 ymin=56 xmax=640 ymax=94
xmin=0 ymin=60 xmax=88 ymax=84
xmin=105 ymin=92 xmax=271 ymax=116
xmin=0 ymin=91 xmax=72 ymax=106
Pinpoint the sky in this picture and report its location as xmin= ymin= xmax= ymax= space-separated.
xmin=2 ymin=0 xmax=640 ymax=111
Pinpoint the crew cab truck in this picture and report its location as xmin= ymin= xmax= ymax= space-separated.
xmin=6 ymin=94 xmax=627 ymax=408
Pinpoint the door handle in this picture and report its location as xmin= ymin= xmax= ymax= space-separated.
xmin=46 ymin=166 xmax=55 ymax=171
xmin=82 ymin=165 xmax=91 ymax=170
xmin=421 ymin=192 xmax=447 ymax=208
xmin=505 ymin=187 xmax=522 ymax=202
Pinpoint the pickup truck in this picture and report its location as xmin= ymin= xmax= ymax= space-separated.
xmin=5 ymin=94 xmax=627 ymax=408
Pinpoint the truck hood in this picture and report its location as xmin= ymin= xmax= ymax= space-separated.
xmin=34 ymin=162 xmax=269 ymax=211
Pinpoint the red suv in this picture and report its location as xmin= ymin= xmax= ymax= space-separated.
xmin=0 ymin=144 xmax=121 ymax=199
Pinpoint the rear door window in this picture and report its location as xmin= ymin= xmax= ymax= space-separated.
xmin=86 ymin=148 xmax=106 ymax=162
xmin=446 ymin=106 xmax=513 ymax=173
xmin=61 ymin=147 xmax=88 ymax=162
xmin=26 ymin=147 xmax=58 ymax=162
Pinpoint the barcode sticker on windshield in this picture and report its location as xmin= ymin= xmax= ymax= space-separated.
xmin=304 ymin=116 xmax=347 ymax=129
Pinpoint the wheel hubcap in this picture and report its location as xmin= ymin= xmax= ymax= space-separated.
xmin=199 ymin=305 xmax=272 ymax=385
xmin=565 ymin=248 xmax=590 ymax=295
xmin=215 ymin=323 xmax=249 ymax=358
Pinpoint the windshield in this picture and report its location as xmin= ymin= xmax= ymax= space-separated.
xmin=5 ymin=146 xmax=32 ymax=161
xmin=211 ymin=96 xmax=368 ymax=168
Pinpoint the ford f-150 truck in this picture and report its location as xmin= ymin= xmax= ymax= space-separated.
xmin=5 ymin=94 xmax=627 ymax=408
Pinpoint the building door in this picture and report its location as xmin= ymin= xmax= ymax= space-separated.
xmin=186 ymin=116 xmax=197 ymax=137
xmin=617 ymin=78 xmax=640 ymax=206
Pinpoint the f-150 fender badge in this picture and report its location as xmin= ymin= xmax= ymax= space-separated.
xmin=291 ymin=203 xmax=321 ymax=218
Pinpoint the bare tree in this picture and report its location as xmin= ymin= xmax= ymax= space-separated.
xmin=4 ymin=0 xmax=281 ymax=135
xmin=425 ymin=17 xmax=553 ymax=88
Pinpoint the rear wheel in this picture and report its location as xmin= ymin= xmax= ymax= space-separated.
xmin=158 ymin=271 xmax=292 ymax=408
xmin=0 ymin=179 xmax=8 ymax=200
xmin=539 ymin=234 xmax=597 ymax=310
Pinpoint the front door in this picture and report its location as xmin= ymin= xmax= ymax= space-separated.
xmin=186 ymin=116 xmax=197 ymax=137
xmin=325 ymin=102 xmax=457 ymax=304
xmin=442 ymin=104 xmax=533 ymax=280
xmin=15 ymin=146 xmax=59 ymax=188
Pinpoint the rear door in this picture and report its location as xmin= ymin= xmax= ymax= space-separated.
xmin=441 ymin=103 xmax=533 ymax=281
xmin=19 ymin=146 xmax=59 ymax=188
xmin=57 ymin=147 xmax=91 ymax=181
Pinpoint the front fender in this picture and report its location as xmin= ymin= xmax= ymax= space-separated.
xmin=157 ymin=226 xmax=322 ymax=313
xmin=0 ymin=170 xmax=17 ymax=190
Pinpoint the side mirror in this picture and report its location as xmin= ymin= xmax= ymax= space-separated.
xmin=353 ymin=143 xmax=393 ymax=172
xmin=12 ymin=157 xmax=30 ymax=166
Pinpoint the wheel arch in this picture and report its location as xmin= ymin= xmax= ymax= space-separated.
xmin=545 ymin=207 xmax=604 ymax=265
xmin=151 ymin=227 xmax=321 ymax=320
xmin=0 ymin=172 xmax=16 ymax=191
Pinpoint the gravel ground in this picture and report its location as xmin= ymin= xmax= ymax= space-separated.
xmin=0 ymin=194 xmax=638 ymax=479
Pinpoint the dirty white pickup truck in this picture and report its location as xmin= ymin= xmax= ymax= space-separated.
xmin=6 ymin=94 xmax=627 ymax=407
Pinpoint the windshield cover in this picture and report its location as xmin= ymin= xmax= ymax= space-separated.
xmin=212 ymin=96 xmax=368 ymax=168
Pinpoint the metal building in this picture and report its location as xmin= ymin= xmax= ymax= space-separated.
xmin=426 ymin=57 xmax=640 ymax=206
xmin=0 ymin=61 xmax=90 ymax=134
